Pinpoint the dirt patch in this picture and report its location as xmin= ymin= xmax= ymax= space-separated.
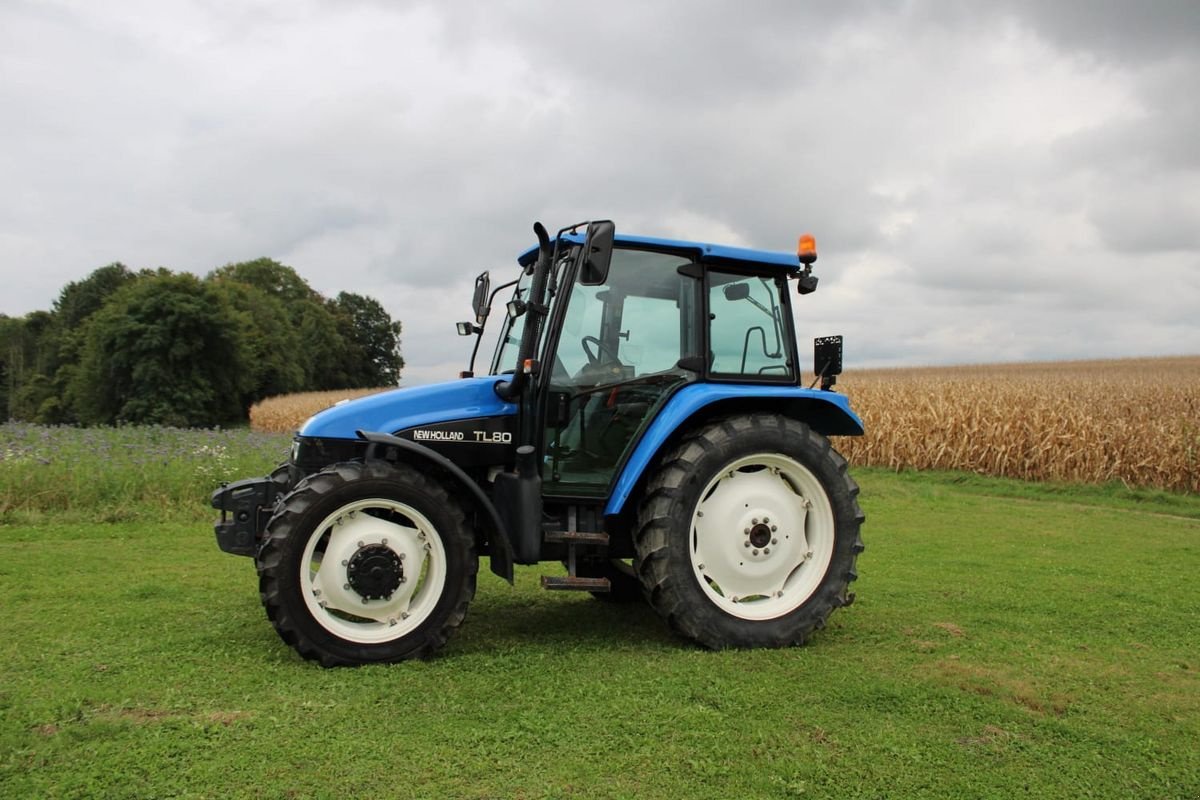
xmin=934 ymin=660 xmax=1071 ymax=716
xmin=932 ymin=622 xmax=965 ymax=637
xmin=957 ymin=724 xmax=1022 ymax=748
xmin=205 ymin=711 xmax=251 ymax=726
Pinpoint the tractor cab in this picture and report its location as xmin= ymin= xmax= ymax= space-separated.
xmin=480 ymin=228 xmax=808 ymax=502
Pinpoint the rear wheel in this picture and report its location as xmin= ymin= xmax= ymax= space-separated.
xmin=635 ymin=414 xmax=864 ymax=649
xmin=256 ymin=460 xmax=477 ymax=666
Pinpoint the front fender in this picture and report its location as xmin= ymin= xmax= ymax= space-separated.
xmin=604 ymin=384 xmax=864 ymax=516
xmin=357 ymin=431 xmax=515 ymax=585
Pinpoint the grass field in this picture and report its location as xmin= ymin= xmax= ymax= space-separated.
xmin=2 ymin=426 xmax=1198 ymax=798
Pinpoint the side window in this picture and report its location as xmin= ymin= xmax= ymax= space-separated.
xmin=708 ymin=272 xmax=793 ymax=378
xmin=619 ymin=295 xmax=680 ymax=374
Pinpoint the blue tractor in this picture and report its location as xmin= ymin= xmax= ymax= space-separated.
xmin=213 ymin=220 xmax=865 ymax=666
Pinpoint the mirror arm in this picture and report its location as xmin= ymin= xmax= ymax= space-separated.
xmin=497 ymin=222 xmax=552 ymax=402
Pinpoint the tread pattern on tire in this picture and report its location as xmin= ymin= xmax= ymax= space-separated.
xmin=256 ymin=460 xmax=477 ymax=667
xmin=634 ymin=413 xmax=865 ymax=649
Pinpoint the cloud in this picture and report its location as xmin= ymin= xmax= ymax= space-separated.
xmin=1 ymin=0 xmax=1198 ymax=382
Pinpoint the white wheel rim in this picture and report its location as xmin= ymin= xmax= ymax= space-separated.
xmin=690 ymin=453 xmax=835 ymax=621
xmin=300 ymin=498 xmax=447 ymax=644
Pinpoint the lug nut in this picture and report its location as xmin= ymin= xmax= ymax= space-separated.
xmin=752 ymin=518 xmax=759 ymax=524
xmin=744 ymin=527 xmax=751 ymax=535
xmin=343 ymin=583 xmax=351 ymax=590
xmin=357 ymin=541 xmax=364 ymax=548
xmin=764 ymin=548 xmax=771 ymax=555
xmin=752 ymin=549 xmax=759 ymax=556
xmin=772 ymin=538 xmax=778 ymax=545
xmin=744 ymin=541 xmax=751 ymax=548
xmin=382 ymin=538 xmax=388 ymax=545
xmin=341 ymin=559 xmax=348 ymax=566
xmin=771 ymin=525 xmax=777 ymax=532
xmin=763 ymin=517 xmax=770 ymax=523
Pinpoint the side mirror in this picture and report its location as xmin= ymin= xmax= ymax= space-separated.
xmin=578 ymin=220 xmax=615 ymax=286
xmin=472 ymin=271 xmax=491 ymax=325
xmin=723 ymin=283 xmax=750 ymax=301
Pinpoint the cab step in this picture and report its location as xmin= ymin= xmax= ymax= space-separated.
xmin=543 ymin=530 xmax=609 ymax=544
xmin=541 ymin=575 xmax=611 ymax=592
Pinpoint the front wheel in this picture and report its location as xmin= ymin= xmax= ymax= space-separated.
xmin=256 ymin=460 xmax=477 ymax=666
xmin=635 ymin=414 xmax=864 ymax=649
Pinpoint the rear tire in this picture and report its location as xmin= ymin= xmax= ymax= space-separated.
xmin=635 ymin=414 xmax=864 ymax=649
xmin=256 ymin=460 xmax=477 ymax=666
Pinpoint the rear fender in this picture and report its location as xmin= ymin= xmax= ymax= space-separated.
xmin=604 ymin=384 xmax=864 ymax=517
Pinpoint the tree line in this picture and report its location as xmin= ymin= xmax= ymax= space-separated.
xmin=0 ymin=258 xmax=403 ymax=427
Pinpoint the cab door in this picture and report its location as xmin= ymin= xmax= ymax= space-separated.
xmin=540 ymin=248 xmax=701 ymax=498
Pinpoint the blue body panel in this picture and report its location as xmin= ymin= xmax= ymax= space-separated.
xmin=604 ymin=384 xmax=864 ymax=516
xmin=518 ymin=233 xmax=797 ymax=271
xmin=298 ymin=375 xmax=517 ymax=438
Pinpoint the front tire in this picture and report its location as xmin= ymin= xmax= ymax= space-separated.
xmin=256 ymin=460 xmax=477 ymax=666
xmin=635 ymin=414 xmax=864 ymax=649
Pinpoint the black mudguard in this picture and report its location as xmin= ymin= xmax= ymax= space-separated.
xmin=357 ymin=430 xmax=515 ymax=584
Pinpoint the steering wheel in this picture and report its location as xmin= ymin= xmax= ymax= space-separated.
xmin=581 ymin=335 xmax=620 ymax=365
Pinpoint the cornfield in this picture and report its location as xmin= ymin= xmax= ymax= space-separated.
xmin=249 ymin=387 xmax=392 ymax=434
xmin=249 ymin=357 xmax=1200 ymax=494
xmin=836 ymin=356 xmax=1200 ymax=494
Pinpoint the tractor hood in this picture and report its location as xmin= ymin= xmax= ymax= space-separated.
xmin=297 ymin=375 xmax=518 ymax=439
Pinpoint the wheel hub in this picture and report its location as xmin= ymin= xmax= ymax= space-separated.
xmin=346 ymin=544 xmax=404 ymax=600
xmin=748 ymin=523 xmax=773 ymax=549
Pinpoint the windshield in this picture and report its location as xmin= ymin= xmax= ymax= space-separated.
xmin=489 ymin=248 xmax=575 ymax=376
xmin=489 ymin=268 xmax=531 ymax=375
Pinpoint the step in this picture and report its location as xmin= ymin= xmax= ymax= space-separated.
xmin=540 ymin=575 xmax=611 ymax=592
xmin=543 ymin=530 xmax=610 ymax=545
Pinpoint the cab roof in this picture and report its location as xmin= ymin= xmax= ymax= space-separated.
xmin=517 ymin=232 xmax=799 ymax=272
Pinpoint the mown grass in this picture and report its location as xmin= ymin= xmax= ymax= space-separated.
xmin=1 ymin=441 xmax=1197 ymax=798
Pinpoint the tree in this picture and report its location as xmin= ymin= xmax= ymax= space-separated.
xmin=207 ymin=280 xmax=305 ymax=412
xmin=49 ymin=263 xmax=141 ymax=422
xmin=72 ymin=273 xmax=245 ymax=427
xmin=208 ymin=258 xmax=319 ymax=307
xmin=209 ymin=258 xmax=352 ymax=390
xmin=53 ymin=263 xmax=137 ymax=329
xmin=332 ymin=292 xmax=404 ymax=386
xmin=0 ymin=315 xmax=22 ymax=419
xmin=0 ymin=311 xmax=62 ymax=421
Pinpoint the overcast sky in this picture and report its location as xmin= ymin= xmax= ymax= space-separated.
xmin=3 ymin=0 xmax=1198 ymax=384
